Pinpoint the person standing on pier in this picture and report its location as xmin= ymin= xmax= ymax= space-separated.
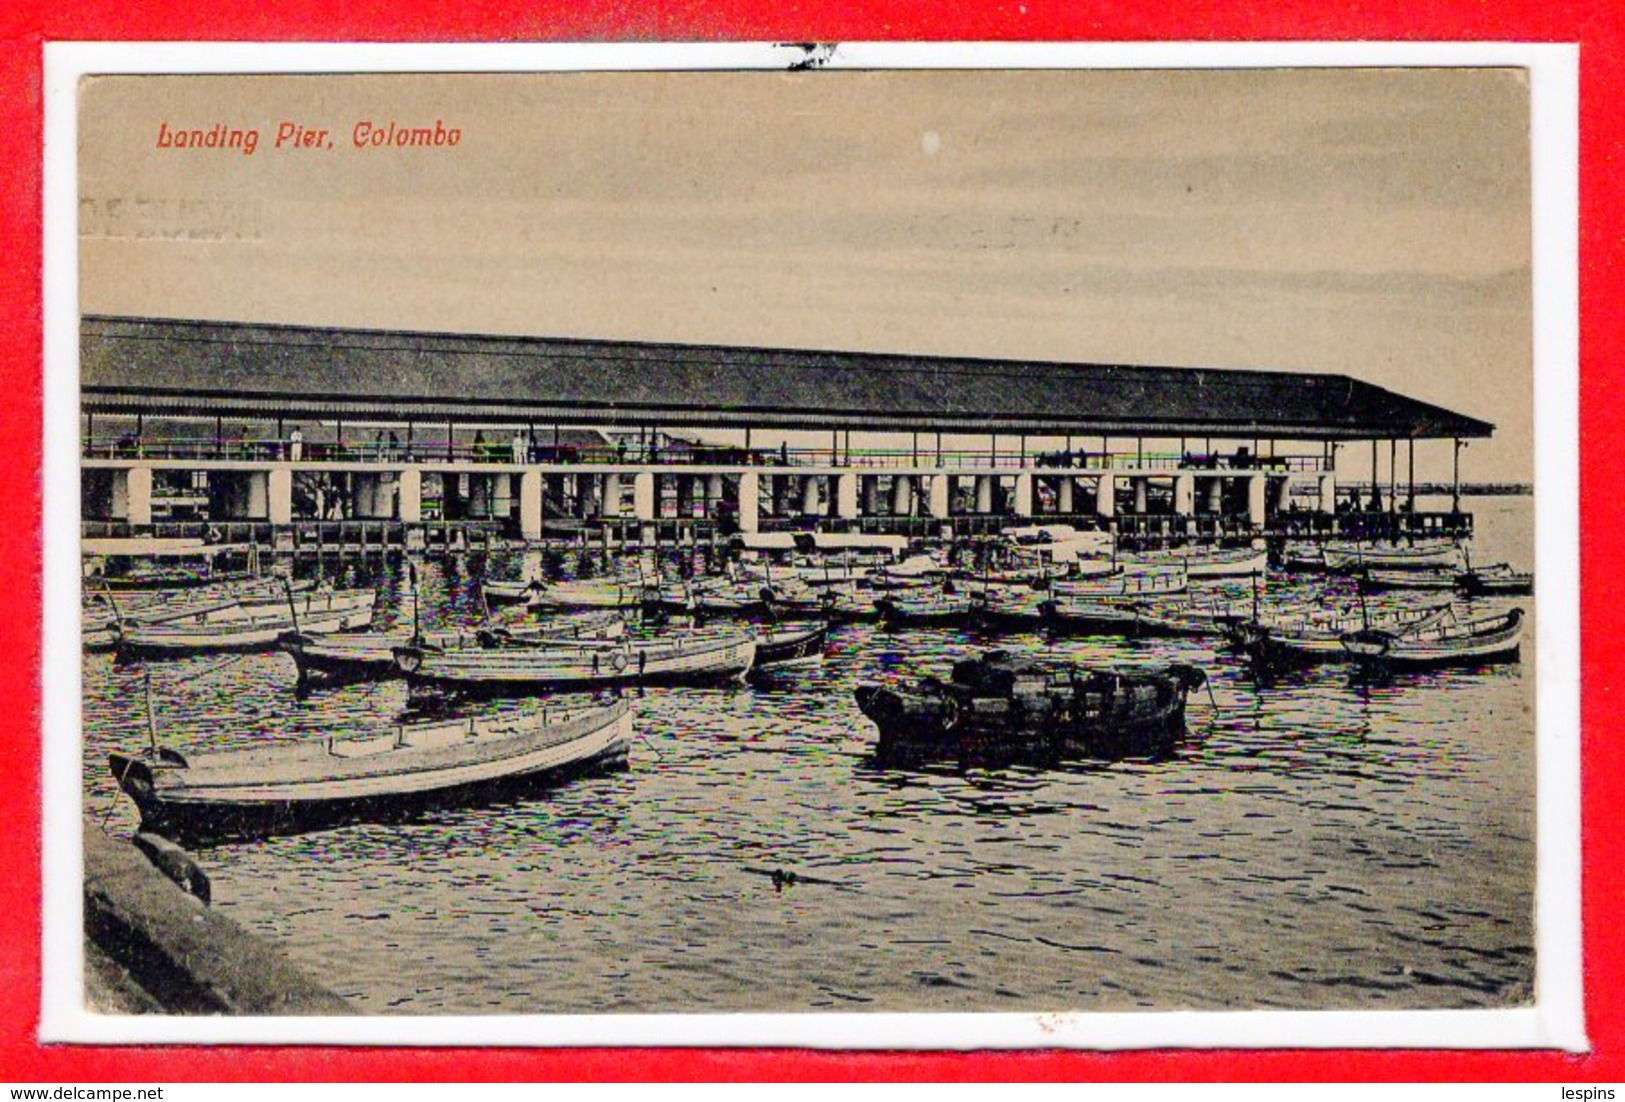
xmin=289 ymin=427 xmax=303 ymax=461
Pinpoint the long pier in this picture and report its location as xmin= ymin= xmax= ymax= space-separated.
xmin=81 ymin=449 xmax=1473 ymax=553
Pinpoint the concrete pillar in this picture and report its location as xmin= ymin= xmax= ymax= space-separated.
xmin=1174 ymin=474 xmax=1195 ymax=516
xmin=1248 ymin=474 xmax=1268 ymax=528
xmin=1206 ymin=477 xmax=1225 ymax=513
xmin=1273 ymin=477 xmax=1292 ymax=512
xmin=800 ymin=475 xmax=821 ymax=515
xmin=268 ymin=467 xmax=293 ymax=526
xmin=351 ymin=473 xmax=380 ymax=519
xmin=1057 ymin=476 xmax=1075 ymax=514
xmin=890 ymin=474 xmax=914 ymax=516
xmin=491 ymin=473 xmax=513 ymax=519
xmin=519 ymin=470 xmax=543 ymax=541
xmin=861 ymin=476 xmax=882 ymax=516
xmin=925 ymin=474 xmax=951 ymax=519
xmin=1133 ymin=477 xmax=1148 ymax=514
xmin=245 ymin=471 xmax=270 ymax=519
xmin=1095 ymin=473 xmax=1116 ymax=519
xmin=114 ymin=467 xmax=154 ymax=525
xmin=633 ymin=472 xmax=656 ymax=521
xmin=975 ymin=475 xmax=995 ymax=514
xmin=469 ymin=475 xmax=493 ymax=519
xmin=601 ymin=473 xmax=622 ymax=518
xmin=1012 ymin=473 xmax=1035 ymax=518
xmin=835 ymin=473 xmax=859 ymax=519
xmin=706 ymin=473 xmax=725 ymax=516
xmin=1318 ymin=473 xmax=1338 ymax=513
xmin=737 ymin=471 xmax=760 ymax=533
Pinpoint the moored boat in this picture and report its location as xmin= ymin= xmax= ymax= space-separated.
xmin=482 ymin=578 xmax=544 ymax=604
xmin=108 ymin=697 xmax=634 ymax=846
xmin=1355 ymin=567 xmax=1459 ymax=593
xmin=280 ymin=612 xmax=627 ymax=687
xmin=1121 ymin=545 xmax=1267 ymax=579
xmin=1225 ymin=601 xmax=1455 ymax=672
xmin=855 ymin=651 xmax=1206 ymax=763
xmin=1340 ymin=607 xmax=1524 ymax=670
xmin=1321 ymin=541 xmax=1464 ymax=574
xmin=115 ymin=588 xmax=378 ymax=656
xmin=874 ymin=589 xmax=977 ymax=627
xmin=1455 ymin=563 xmax=1535 ymax=597
xmin=394 ymin=628 xmax=758 ymax=694
xmin=1051 ymin=563 xmax=1188 ymax=600
xmin=749 ymin=621 xmax=831 ymax=671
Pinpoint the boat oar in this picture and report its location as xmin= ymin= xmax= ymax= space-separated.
xmin=282 ymin=577 xmax=304 ymax=639
xmin=142 ymin=667 xmax=161 ymax=757
xmin=407 ymin=560 xmax=422 ymax=646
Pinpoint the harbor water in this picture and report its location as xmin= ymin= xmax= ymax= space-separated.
xmin=80 ymin=496 xmax=1536 ymax=1014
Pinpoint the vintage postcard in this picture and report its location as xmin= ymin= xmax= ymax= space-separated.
xmin=40 ymin=43 xmax=1582 ymax=1048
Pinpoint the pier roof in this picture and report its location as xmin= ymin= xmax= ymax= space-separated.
xmin=80 ymin=315 xmax=1494 ymax=441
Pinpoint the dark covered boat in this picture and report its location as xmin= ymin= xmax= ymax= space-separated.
xmin=854 ymin=650 xmax=1206 ymax=763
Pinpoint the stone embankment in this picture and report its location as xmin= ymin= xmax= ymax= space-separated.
xmin=83 ymin=823 xmax=351 ymax=1015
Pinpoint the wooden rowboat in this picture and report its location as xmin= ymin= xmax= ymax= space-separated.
xmin=108 ymin=697 xmax=634 ymax=846
xmin=394 ymin=629 xmax=758 ymax=694
xmin=1321 ymin=541 xmax=1464 ymax=573
xmin=1455 ymin=564 xmax=1535 ymax=597
xmin=280 ymin=611 xmax=627 ymax=687
xmin=749 ymin=621 xmax=831 ymax=671
xmin=1225 ymin=602 xmax=1455 ymax=672
xmin=1121 ymin=546 xmax=1268 ymax=579
xmin=1050 ymin=563 xmax=1188 ymax=600
xmin=1341 ymin=608 xmax=1524 ymax=670
xmin=115 ymin=588 xmax=377 ymax=656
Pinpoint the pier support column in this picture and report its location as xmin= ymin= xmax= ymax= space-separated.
xmin=1173 ymin=474 xmax=1195 ymax=516
xmin=1012 ymin=473 xmax=1035 ymax=518
xmin=1318 ymin=473 xmax=1338 ymax=513
xmin=519 ymin=470 xmax=543 ymax=541
xmin=800 ymin=475 xmax=821 ymax=515
xmin=1273 ymin=476 xmax=1292 ymax=512
xmin=113 ymin=467 xmax=154 ymax=526
xmin=706 ymin=473 xmax=725 ymax=519
xmin=737 ymin=471 xmax=760 ymax=533
xmin=1057 ymin=476 xmax=1075 ymax=514
xmin=601 ymin=474 xmax=622 ymax=518
xmin=1206 ymin=477 xmax=1225 ymax=514
xmin=468 ymin=475 xmax=493 ymax=519
xmin=1095 ymin=473 xmax=1116 ymax=519
xmin=925 ymin=475 xmax=951 ymax=519
xmin=974 ymin=475 xmax=995 ymax=515
xmin=1247 ymin=474 xmax=1268 ymax=529
xmin=268 ymin=467 xmax=294 ymax=526
xmin=246 ymin=471 xmax=270 ymax=519
xmin=890 ymin=475 xmax=915 ymax=516
xmin=861 ymin=475 xmax=881 ymax=516
xmin=1132 ymin=477 xmax=1148 ymax=515
xmin=350 ymin=473 xmax=380 ymax=519
xmin=492 ymin=474 xmax=513 ymax=520
xmin=632 ymin=472 xmax=656 ymax=522
xmin=835 ymin=473 xmax=859 ymax=519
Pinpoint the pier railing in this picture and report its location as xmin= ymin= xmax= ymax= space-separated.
xmin=83 ymin=435 xmax=1332 ymax=474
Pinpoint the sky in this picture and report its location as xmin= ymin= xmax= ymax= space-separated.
xmin=77 ymin=67 xmax=1534 ymax=481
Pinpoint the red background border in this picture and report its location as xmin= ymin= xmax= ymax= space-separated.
xmin=2 ymin=0 xmax=1614 ymax=1083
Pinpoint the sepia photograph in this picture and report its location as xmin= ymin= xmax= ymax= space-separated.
xmin=45 ymin=45 xmax=1580 ymax=1047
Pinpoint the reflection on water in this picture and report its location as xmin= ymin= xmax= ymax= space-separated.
xmin=81 ymin=497 xmax=1536 ymax=1014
